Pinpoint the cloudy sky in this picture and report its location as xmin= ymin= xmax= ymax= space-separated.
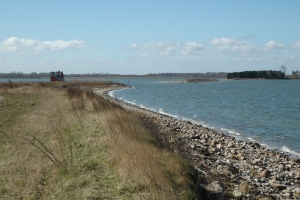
xmin=0 ymin=1 xmax=299 ymax=74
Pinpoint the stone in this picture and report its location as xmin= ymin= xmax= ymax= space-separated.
xmin=294 ymin=158 xmax=300 ymax=164
xmin=278 ymin=164 xmax=285 ymax=171
xmin=261 ymin=169 xmax=271 ymax=178
xmin=294 ymin=187 xmax=300 ymax=197
xmin=216 ymin=144 xmax=222 ymax=149
xmin=269 ymin=181 xmax=287 ymax=190
xmin=200 ymin=139 xmax=207 ymax=144
xmin=169 ymin=138 xmax=175 ymax=144
xmin=252 ymin=158 xmax=262 ymax=165
xmin=239 ymin=182 xmax=249 ymax=194
xmin=227 ymin=141 xmax=234 ymax=148
xmin=210 ymin=140 xmax=216 ymax=146
xmin=250 ymin=167 xmax=256 ymax=176
xmin=232 ymin=189 xmax=242 ymax=197
xmin=258 ymin=197 xmax=276 ymax=200
xmin=198 ymin=181 xmax=224 ymax=200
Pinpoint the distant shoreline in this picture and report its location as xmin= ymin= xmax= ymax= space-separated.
xmin=181 ymin=78 xmax=219 ymax=83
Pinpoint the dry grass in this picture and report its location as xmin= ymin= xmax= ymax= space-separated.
xmin=0 ymin=82 xmax=196 ymax=199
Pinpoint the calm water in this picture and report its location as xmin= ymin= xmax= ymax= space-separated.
xmin=109 ymin=78 xmax=300 ymax=157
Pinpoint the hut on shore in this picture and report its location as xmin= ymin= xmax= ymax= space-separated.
xmin=50 ymin=71 xmax=65 ymax=82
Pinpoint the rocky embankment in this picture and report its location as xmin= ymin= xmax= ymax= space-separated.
xmin=182 ymin=78 xmax=219 ymax=83
xmin=96 ymin=86 xmax=300 ymax=200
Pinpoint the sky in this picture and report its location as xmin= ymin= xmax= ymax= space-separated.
xmin=0 ymin=0 xmax=299 ymax=75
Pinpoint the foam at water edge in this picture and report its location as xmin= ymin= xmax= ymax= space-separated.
xmin=108 ymin=87 xmax=131 ymax=98
xmin=282 ymin=146 xmax=300 ymax=157
xmin=158 ymin=110 xmax=179 ymax=119
xmin=108 ymin=91 xmax=114 ymax=97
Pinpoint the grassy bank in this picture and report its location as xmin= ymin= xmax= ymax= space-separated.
xmin=0 ymin=82 xmax=196 ymax=199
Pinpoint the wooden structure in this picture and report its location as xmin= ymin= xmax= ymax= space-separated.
xmin=50 ymin=71 xmax=65 ymax=82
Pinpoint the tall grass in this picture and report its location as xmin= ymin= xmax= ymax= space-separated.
xmin=0 ymin=82 xmax=196 ymax=199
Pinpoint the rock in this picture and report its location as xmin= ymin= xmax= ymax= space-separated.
xmin=278 ymin=164 xmax=285 ymax=171
xmin=269 ymin=181 xmax=287 ymax=190
xmin=169 ymin=138 xmax=175 ymax=144
xmin=239 ymin=182 xmax=249 ymax=194
xmin=250 ymin=167 xmax=256 ymax=176
xmin=282 ymin=192 xmax=291 ymax=198
xmin=261 ymin=170 xmax=271 ymax=178
xmin=252 ymin=158 xmax=262 ymax=165
xmin=216 ymin=144 xmax=222 ymax=149
xmin=210 ymin=139 xmax=216 ymax=146
xmin=200 ymin=139 xmax=207 ymax=144
xmin=294 ymin=187 xmax=300 ymax=197
xmin=198 ymin=181 xmax=224 ymax=200
xmin=227 ymin=142 xmax=234 ymax=148
xmin=294 ymin=158 xmax=300 ymax=164
xmin=258 ymin=197 xmax=276 ymax=200
xmin=232 ymin=189 xmax=242 ymax=197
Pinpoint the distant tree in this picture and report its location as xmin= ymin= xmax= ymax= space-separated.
xmin=227 ymin=70 xmax=285 ymax=79
xmin=280 ymin=65 xmax=287 ymax=77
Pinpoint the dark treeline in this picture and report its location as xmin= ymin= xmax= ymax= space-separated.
xmin=227 ymin=70 xmax=285 ymax=79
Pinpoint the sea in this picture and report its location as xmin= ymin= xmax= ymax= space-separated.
xmin=2 ymin=77 xmax=300 ymax=157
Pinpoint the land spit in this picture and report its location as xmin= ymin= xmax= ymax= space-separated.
xmin=182 ymin=78 xmax=219 ymax=83
xmin=95 ymin=85 xmax=300 ymax=200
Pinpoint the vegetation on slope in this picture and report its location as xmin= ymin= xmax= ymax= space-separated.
xmin=0 ymin=81 xmax=196 ymax=199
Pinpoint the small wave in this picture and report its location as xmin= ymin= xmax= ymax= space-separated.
xmin=248 ymin=137 xmax=256 ymax=142
xmin=158 ymin=110 xmax=179 ymax=119
xmin=220 ymin=128 xmax=241 ymax=136
xmin=124 ymin=99 xmax=136 ymax=105
xmin=228 ymin=130 xmax=241 ymax=136
xmin=108 ymin=91 xmax=114 ymax=97
xmin=140 ymin=104 xmax=152 ymax=110
xmin=282 ymin=146 xmax=300 ymax=157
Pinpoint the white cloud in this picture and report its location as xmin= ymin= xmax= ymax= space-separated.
xmin=231 ymin=44 xmax=254 ymax=53
xmin=130 ymin=38 xmax=288 ymax=59
xmin=260 ymin=40 xmax=285 ymax=52
xmin=130 ymin=42 xmax=180 ymax=57
xmin=291 ymin=41 xmax=300 ymax=52
xmin=0 ymin=37 xmax=87 ymax=54
xmin=36 ymin=40 xmax=87 ymax=51
xmin=209 ymin=37 xmax=244 ymax=46
xmin=130 ymin=42 xmax=165 ymax=49
xmin=181 ymin=42 xmax=204 ymax=55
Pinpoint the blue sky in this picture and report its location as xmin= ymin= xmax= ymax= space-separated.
xmin=0 ymin=0 xmax=299 ymax=75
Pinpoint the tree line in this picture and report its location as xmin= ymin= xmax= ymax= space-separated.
xmin=227 ymin=70 xmax=285 ymax=79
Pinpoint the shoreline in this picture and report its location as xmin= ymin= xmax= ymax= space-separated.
xmin=96 ymin=86 xmax=300 ymax=199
